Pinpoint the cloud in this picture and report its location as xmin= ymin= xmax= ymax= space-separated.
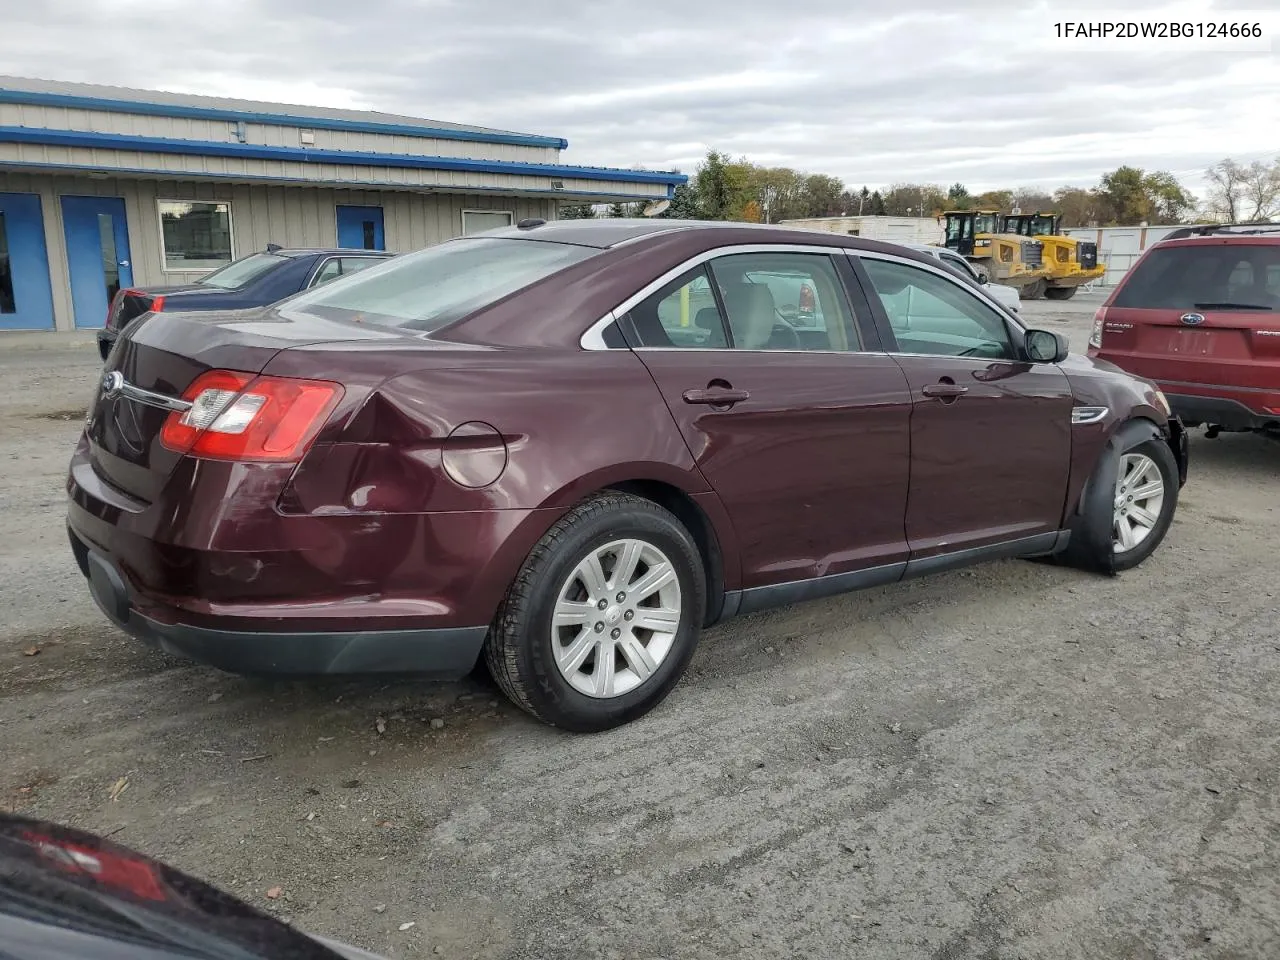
xmin=2 ymin=0 xmax=1277 ymax=195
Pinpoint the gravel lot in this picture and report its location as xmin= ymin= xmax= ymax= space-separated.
xmin=3 ymin=293 xmax=1279 ymax=959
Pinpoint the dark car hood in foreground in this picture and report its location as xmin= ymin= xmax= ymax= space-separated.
xmin=0 ymin=814 xmax=382 ymax=960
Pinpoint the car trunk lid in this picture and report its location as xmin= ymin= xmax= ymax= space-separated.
xmin=86 ymin=307 xmax=419 ymax=504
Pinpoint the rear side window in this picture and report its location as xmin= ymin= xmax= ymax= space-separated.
xmin=197 ymin=253 xmax=285 ymax=290
xmin=1114 ymin=244 xmax=1280 ymax=310
xmin=283 ymin=238 xmax=595 ymax=331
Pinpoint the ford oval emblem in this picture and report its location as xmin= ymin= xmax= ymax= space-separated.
xmin=101 ymin=371 xmax=124 ymax=398
xmin=1180 ymin=312 xmax=1206 ymax=326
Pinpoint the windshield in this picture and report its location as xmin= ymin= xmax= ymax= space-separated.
xmin=1114 ymin=244 xmax=1280 ymax=310
xmin=281 ymin=238 xmax=597 ymax=331
xmin=197 ymin=253 xmax=286 ymax=290
xmin=974 ymin=213 xmax=1001 ymax=235
xmin=1028 ymin=216 xmax=1056 ymax=236
xmin=945 ymin=216 xmax=969 ymax=242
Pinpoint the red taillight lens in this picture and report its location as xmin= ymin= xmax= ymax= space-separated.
xmin=149 ymin=295 xmax=166 ymax=313
xmin=160 ymin=370 xmax=343 ymax=462
xmin=798 ymin=283 xmax=816 ymax=314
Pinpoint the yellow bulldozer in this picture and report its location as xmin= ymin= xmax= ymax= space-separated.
xmin=1000 ymin=212 xmax=1105 ymax=300
xmin=940 ymin=210 xmax=1051 ymax=298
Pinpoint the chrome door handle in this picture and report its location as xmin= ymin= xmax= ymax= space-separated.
xmin=922 ymin=383 xmax=968 ymax=399
xmin=682 ymin=388 xmax=750 ymax=406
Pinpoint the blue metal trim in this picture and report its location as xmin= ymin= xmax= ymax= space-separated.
xmin=0 ymin=87 xmax=569 ymax=150
xmin=0 ymin=126 xmax=688 ymax=186
xmin=0 ymin=158 xmax=671 ymax=201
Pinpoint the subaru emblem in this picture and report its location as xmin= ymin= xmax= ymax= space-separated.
xmin=1179 ymin=313 xmax=1206 ymax=326
xmin=101 ymin=371 xmax=124 ymax=398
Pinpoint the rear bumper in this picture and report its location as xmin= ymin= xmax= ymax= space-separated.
xmin=69 ymin=525 xmax=487 ymax=677
xmin=1160 ymin=385 xmax=1280 ymax=431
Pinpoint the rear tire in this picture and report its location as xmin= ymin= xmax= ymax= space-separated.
xmin=1044 ymin=286 xmax=1078 ymax=301
xmin=484 ymin=492 xmax=706 ymax=732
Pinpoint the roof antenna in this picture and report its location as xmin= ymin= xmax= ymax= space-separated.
xmin=517 ymin=218 xmax=546 ymax=229
xmin=266 ymin=243 xmax=282 ymax=253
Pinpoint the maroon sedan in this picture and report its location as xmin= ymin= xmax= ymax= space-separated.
xmin=68 ymin=219 xmax=1188 ymax=731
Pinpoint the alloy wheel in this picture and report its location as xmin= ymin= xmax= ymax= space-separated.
xmin=551 ymin=539 xmax=683 ymax=699
xmin=1113 ymin=453 xmax=1166 ymax=553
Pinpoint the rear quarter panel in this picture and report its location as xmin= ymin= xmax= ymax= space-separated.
xmin=266 ymin=344 xmax=742 ymax=616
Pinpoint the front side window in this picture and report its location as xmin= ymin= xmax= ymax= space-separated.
xmin=158 ymin=200 xmax=233 ymax=270
xmin=861 ymin=257 xmax=1015 ymax=359
xmin=282 ymin=237 xmax=595 ymax=332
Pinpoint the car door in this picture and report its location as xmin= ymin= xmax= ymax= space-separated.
xmin=620 ymin=246 xmax=914 ymax=605
xmin=851 ymin=251 xmax=1074 ymax=559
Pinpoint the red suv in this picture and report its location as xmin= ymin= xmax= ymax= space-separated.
xmin=1089 ymin=223 xmax=1280 ymax=438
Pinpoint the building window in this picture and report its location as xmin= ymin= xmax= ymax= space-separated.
xmin=158 ymin=200 xmax=233 ymax=271
xmin=461 ymin=210 xmax=514 ymax=236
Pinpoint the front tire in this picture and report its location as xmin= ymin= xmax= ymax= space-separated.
xmin=484 ymin=492 xmax=706 ymax=732
xmin=1044 ymin=285 xmax=1078 ymax=301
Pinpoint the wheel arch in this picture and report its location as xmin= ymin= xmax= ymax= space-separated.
xmin=603 ymin=478 xmax=736 ymax=628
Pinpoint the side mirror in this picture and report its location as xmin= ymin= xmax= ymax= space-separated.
xmin=1024 ymin=328 xmax=1069 ymax=363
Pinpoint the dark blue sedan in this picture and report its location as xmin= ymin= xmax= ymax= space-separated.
xmin=97 ymin=245 xmax=393 ymax=360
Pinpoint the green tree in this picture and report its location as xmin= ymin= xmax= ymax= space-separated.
xmin=1052 ymin=187 xmax=1108 ymax=228
xmin=946 ymin=182 xmax=973 ymax=209
xmin=882 ymin=183 xmax=947 ymax=217
xmin=608 ymin=202 xmax=627 ymax=218
xmin=1143 ymin=170 xmax=1196 ymax=224
xmin=869 ymin=190 xmax=886 ymax=215
xmin=693 ymin=150 xmax=753 ymax=220
xmin=559 ymin=203 xmax=596 ymax=220
xmin=658 ymin=179 xmax=700 ymax=219
xmin=1097 ymin=166 xmax=1152 ymax=223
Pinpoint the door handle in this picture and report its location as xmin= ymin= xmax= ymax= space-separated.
xmin=922 ymin=382 xmax=969 ymax=399
xmin=118 ymin=260 xmax=130 ymax=267
xmin=682 ymin=387 xmax=750 ymax=406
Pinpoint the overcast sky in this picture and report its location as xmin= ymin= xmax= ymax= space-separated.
xmin=3 ymin=0 xmax=1277 ymax=196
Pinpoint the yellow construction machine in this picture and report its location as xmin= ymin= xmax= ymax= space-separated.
xmin=1000 ymin=212 xmax=1105 ymax=300
xmin=940 ymin=210 xmax=1051 ymax=298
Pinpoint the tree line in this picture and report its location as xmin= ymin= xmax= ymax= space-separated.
xmin=562 ymin=151 xmax=1280 ymax=228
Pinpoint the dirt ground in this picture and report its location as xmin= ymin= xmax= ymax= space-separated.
xmin=3 ymin=294 xmax=1279 ymax=960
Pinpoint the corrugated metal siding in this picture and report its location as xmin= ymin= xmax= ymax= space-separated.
xmin=0 ymin=103 xmax=560 ymax=163
xmin=0 ymin=142 xmax=667 ymax=199
xmin=0 ymin=170 xmax=558 ymax=328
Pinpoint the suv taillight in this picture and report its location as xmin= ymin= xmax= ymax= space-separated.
xmin=1089 ymin=307 xmax=1106 ymax=349
xmin=160 ymin=370 xmax=344 ymax=462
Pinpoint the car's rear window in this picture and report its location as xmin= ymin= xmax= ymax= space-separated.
xmin=197 ymin=253 xmax=286 ymax=290
xmin=1114 ymin=243 xmax=1280 ymax=311
xmin=281 ymin=238 xmax=596 ymax=331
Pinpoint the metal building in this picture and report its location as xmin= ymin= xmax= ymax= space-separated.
xmin=0 ymin=76 xmax=684 ymax=332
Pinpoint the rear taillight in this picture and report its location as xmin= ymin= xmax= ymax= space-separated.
xmin=1089 ymin=307 xmax=1106 ymax=349
xmin=798 ymin=283 xmax=816 ymax=314
xmin=160 ymin=369 xmax=343 ymax=462
xmin=149 ymin=295 xmax=166 ymax=313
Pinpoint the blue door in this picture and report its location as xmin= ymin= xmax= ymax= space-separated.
xmin=336 ymin=205 xmax=385 ymax=251
xmin=61 ymin=196 xmax=134 ymax=329
xmin=0 ymin=193 xmax=55 ymax=330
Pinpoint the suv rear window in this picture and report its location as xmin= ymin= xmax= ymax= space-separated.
xmin=282 ymin=238 xmax=595 ymax=331
xmin=1114 ymin=243 xmax=1280 ymax=311
xmin=197 ymin=253 xmax=286 ymax=290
